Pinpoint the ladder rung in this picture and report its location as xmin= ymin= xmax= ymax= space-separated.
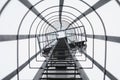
xmin=48 ymin=60 xmax=74 ymax=62
xmin=47 ymin=65 xmax=76 ymax=67
xmin=40 ymin=78 xmax=82 ymax=80
xmin=44 ymin=69 xmax=78 ymax=71
xmin=53 ymin=55 xmax=71 ymax=57
xmin=43 ymin=73 xmax=80 ymax=75
xmin=47 ymin=63 xmax=75 ymax=64
xmin=50 ymin=58 xmax=73 ymax=60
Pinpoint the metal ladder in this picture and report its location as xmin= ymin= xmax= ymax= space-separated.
xmin=40 ymin=54 xmax=82 ymax=80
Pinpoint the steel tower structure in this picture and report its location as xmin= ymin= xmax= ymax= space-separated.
xmin=0 ymin=0 xmax=120 ymax=80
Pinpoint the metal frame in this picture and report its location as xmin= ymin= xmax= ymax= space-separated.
xmin=66 ymin=0 xmax=111 ymax=30
xmin=0 ymin=0 xmax=119 ymax=80
xmin=33 ymin=41 xmax=58 ymax=80
xmin=19 ymin=0 xmax=57 ymax=31
xmin=59 ymin=0 xmax=64 ymax=30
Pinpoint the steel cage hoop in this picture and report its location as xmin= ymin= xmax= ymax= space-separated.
xmin=45 ymin=15 xmax=82 ymax=41
xmin=40 ymin=19 xmax=76 ymax=51
xmin=43 ymin=15 xmax=80 ymax=35
xmin=44 ymin=18 xmax=78 ymax=42
xmin=1 ymin=0 xmax=99 ymax=79
xmin=79 ymin=0 xmax=107 ymax=80
xmin=0 ymin=0 xmax=114 ymax=79
xmin=0 ymin=1 xmax=93 ymax=44
xmin=0 ymin=2 xmax=89 ymax=40
xmin=37 ymin=10 xmax=83 ymax=39
xmin=41 ymin=14 xmax=79 ymax=38
xmin=61 ymin=5 xmax=94 ymax=70
xmin=25 ymin=7 xmax=84 ymax=64
xmin=57 ymin=5 xmax=94 ymax=55
xmin=60 ymin=5 xmax=92 ymax=42
xmin=36 ymin=12 xmax=80 ymax=53
xmin=15 ymin=5 xmax=60 ymax=65
xmin=32 ymin=5 xmax=92 ymax=52
xmin=44 ymin=17 xmax=80 ymax=37
xmin=31 ymin=7 xmax=93 ymax=62
xmin=17 ymin=0 xmax=107 ymax=79
xmin=44 ymin=19 xmax=77 ymax=42
xmin=28 ymin=16 xmax=44 ymax=68
xmin=33 ymin=5 xmax=88 ymax=37
xmin=42 ymin=19 xmax=89 ymax=64
xmin=16 ymin=3 xmax=94 ymax=79
xmin=34 ymin=14 xmax=80 ymax=61
xmin=37 ymin=10 xmax=84 ymax=44
xmin=0 ymin=0 xmax=11 ymax=16
xmin=28 ymin=16 xmax=38 ymax=65
xmin=64 ymin=0 xmax=109 ymax=74
xmin=17 ymin=0 xmax=45 ymax=80
xmin=36 ymin=10 xmax=81 ymax=50
xmin=62 ymin=2 xmax=96 ymax=71
xmin=40 ymin=17 xmax=80 ymax=49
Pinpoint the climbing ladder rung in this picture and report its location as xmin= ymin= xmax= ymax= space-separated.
xmin=46 ymin=65 xmax=76 ymax=67
xmin=44 ymin=69 xmax=78 ymax=71
xmin=48 ymin=62 xmax=75 ymax=64
xmin=40 ymin=78 xmax=82 ymax=80
xmin=33 ymin=38 xmax=84 ymax=80
xmin=42 ymin=73 xmax=80 ymax=75
xmin=48 ymin=60 xmax=74 ymax=62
